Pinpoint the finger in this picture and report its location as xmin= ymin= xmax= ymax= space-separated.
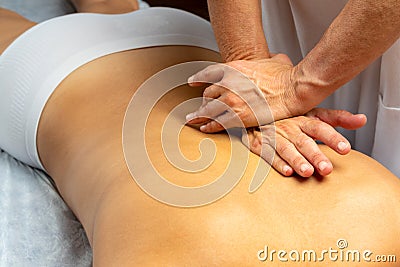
xmin=275 ymin=134 xmax=314 ymax=177
xmin=202 ymin=102 xmax=252 ymax=132
xmin=260 ymin=140 xmax=294 ymax=177
xmin=186 ymin=98 xmax=227 ymax=124
xmin=188 ymin=64 xmax=225 ymax=86
xmin=270 ymin=152 xmax=294 ymax=177
xmin=241 ymin=127 xmax=262 ymax=151
xmin=242 ymin=128 xmax=293 ymax=176
xmin=199 ymin=109 xmax=238 ymax=133
xmin=202 ymin=84 xmax=225 ymax=106
xmin=292 ymin=132 xmax=333 ymax=176
xmin=259 ymin=132 xmax=294 ymax=177
xmin=307 ymin=108 xmax=367 ymax=130
xmin=199 ymin=120 xmax=224 ymax=133
xmin=186 ymin=117 xmax=211 ymax=126
xmin=301 ymin=120 xmax=351 ymax=155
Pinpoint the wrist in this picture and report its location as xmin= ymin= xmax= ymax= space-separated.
xmin=223 ymin=43 xmax=270 ymax=62
xmin=291 ymin=60 xmax=334 ymax=113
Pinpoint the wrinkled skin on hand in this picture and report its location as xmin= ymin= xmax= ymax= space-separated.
xmin=186 ymin=54 xmax=311 ymax=133
xmin=242 ymin=108 xmax=367 ymax=177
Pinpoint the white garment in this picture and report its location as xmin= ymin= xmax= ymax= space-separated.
xmin=261 ymin=0 xmax=400 ymax=177
xmin=0 ymin=7 xmax=218 ymax=170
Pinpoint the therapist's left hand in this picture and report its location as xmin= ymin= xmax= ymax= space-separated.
xmin=242 ymin=108 xmax=367 ymax=177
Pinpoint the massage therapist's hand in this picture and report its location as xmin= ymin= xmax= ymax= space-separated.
xmin=243 ymin=108 xmax=367 ymax=177
xmin=186 ymin=54 xmax=322 ymax=133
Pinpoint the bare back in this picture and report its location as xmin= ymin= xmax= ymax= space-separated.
xmin=1 ymin=7 xmax=399 ymax=266
xmin=37 ymin=46 xmax=400 ymax=266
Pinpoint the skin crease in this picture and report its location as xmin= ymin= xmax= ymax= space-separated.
xmin=186 ymin=54 xmax=367 ymax=177
xmin=187 ymin=0 xmax=400 ymax=176
xmin=74 ymin=0 xmax=368 ymax=179
xmin=69 ymin=1 xmax=366 ymax=179
xmin=190 ymin=0 xmax=400 ymax=123
xmin=207 ymin=0 xmax=400 ymax=98
xmin=1 ymin=6 xmax=400 ymax=266
xmin=243 ymin=109 xmax=367 ymax=177
xmin=37 ymin=49 xmax=400 ymax=266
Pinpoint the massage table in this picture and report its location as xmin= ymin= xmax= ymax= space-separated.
xmin=0 ymin=0 xmax=149 ymax=265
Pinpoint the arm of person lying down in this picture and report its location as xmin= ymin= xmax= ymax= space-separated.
xmin=243 ymin=108 xmax=367 ymax=177
xmin=69 ymin=0 xmax=139 ymax=14
xmin=188 ymin=0 xmax=400 ymax=132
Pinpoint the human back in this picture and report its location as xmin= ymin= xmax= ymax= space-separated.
xmin=35 ymin=44 xmax=400 ymax=265
xmin=1 ymin=5 xmax=398 ymax=266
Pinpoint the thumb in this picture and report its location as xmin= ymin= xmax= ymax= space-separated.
xmin=307 ymin=108 xmax=367 ymax=130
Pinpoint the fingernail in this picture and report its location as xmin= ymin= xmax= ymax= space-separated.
xmin=200 ymin=125 xmax=206 ymax=132
xmin=318 ymin=161 xmax=328 ymax=172
xmin=188 ymin=75 xmax=194 ymax=83
xmin=300 ymin=164 xmax=311 ymax=173
xmin=283 ymin=165 xmax=292 ymax=175
xmin=337 ymin=141 xmax=348 ymax=152
xmin=186 ymin=113 xmax=195 ymax=121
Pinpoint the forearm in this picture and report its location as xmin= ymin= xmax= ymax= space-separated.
xmin=207 ymin=0 xmax=269 ymax=61
xmin=296 ymin=0 xmax=400 ymax=99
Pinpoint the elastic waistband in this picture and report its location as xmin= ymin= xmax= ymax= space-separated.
xmin=0 ymin=7 xmax=218 ymax=170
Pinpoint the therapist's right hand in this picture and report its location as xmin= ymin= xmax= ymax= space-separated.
xmin=186 ymin=54 xmax=321 ymax=133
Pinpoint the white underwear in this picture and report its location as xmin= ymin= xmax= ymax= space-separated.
xmin=0 ymin=7 xmax=218 ymax=170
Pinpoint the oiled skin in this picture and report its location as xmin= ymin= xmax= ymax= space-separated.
xmin=1 ymin=8 xmax=399 ymax=266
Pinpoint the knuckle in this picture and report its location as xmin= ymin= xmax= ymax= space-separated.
xmin=209 ymin=121 xmax=216 ymax=130
xmin=262 ymin=135 xmax=275 ymax=146
xmin=260 ymin=127 xmax=275 ymax=141
xmin=303 ymin=119 xmax=321 ymax=133
xmin=276 ymin=123 xmax=293 ymax=135
xmin=250 ymin=137 xmax=262 ymax=152
xmin=200 ymin=104 xmax=211 ymax=116
xmin=295 ymin=134 xmax=314 ymax=148
xmin=305 ymin=122 xmax=320 ymax=136
xmin=291 ymin=156 xmax=304 ymax=168
xmin=272 ymin=160 xmax=283 ymax=172
xmin=326 ymin=131 xmax=342 ymax=144
xmin=261 ymin=125 xmax=275 ymax=135
xmin=278 ymin=142 xmax=293 ymax=155
xmin=214 ymin=121 xmax=224 ymax=131
xmin=208 ymin=120 xmax=215 ymax=128
xmin=224 ymin=95 xmax=237 ymax=106
xmin=203 ymin=87 xmax=213 ymax=98
xmin=204 ymin=124 xmax=211 ymax=132
xmin=309 ymin=152 xmax=324 ymax=164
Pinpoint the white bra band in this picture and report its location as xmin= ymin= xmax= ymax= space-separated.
xmin=0 ymin=7 xmax=218 ymax=170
